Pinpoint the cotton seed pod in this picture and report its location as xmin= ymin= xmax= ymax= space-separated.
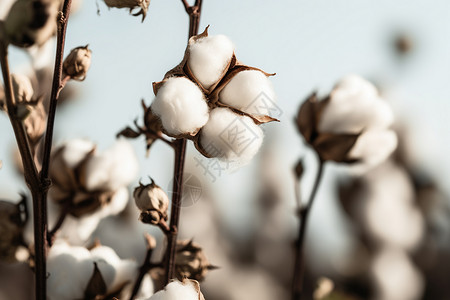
xmin=187 ymin=31 xmax=235 ymax=90
xmin=197 ymin=107 xmax=263 ymax=163
xmin=134 ymin=180 xmax=169 ymax=225
xmin=0 ymin=199 xmax=26 ymax=262
xmin=296 ymin=75 xmax=397 ymax=170
xmin=4 ymin=0 xmax=59 ymax=48
xmin=63 ymin=45 xmax=92 ymax=81
xmin=147 ymin=279 xmax=205 ymax=300
xmin=219 ymin=70 xmax=277 ymax=117
xmin=175 ymin=240 xmax=216 ymax=282
xmin=151 ymin=77 xmax=209 ymax=137
xmin=103 ymin=0 xmax=150 ymax=21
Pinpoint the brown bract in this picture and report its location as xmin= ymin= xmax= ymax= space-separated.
xmin=175 ymin=239 xmax=217 ymax=282
xmin=0 ymin=198 xmax=27 ymax=262
xmin=296 ymin=92 xmax=361 ymax=163
xmin=104 ymin=0 xmax=151 ymax=22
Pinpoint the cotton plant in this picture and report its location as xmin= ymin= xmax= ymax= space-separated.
xmin=47 ymin=240 xmax=154 ymax=300
xmin=146 ymin=279 xmax=205 ymax=300
xmin=291 ymin=75 xmax=398 ymax=298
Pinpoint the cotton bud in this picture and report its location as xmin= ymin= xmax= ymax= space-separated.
xmin=0 ymin=199 xmax=26 ymax=262
xmin=187 ymin=31 xmax=234 ymax=90
xmin=296 ymin=75 xmax=397 ymax=171
xmin=151 ymin=77 xmax=209 ymax=137
xmin=63 ymin=45 xmax=92 ymax=81
xmin=104 ymin=0 xmax=150 ymax=21
xmin=134 ymin=180 xmax=169 ymax=225
xmin=175 ymin=240 xmax=216 ymax=282
xmin=198 ymin=107 xmax=263 ymax=163
xmin=147 ymin=279 xmax=205 ymax=300
xmin=219 ymin=70 xmax=277 ymax=116
xmin=4 ymin=0 xmax=59 ymax=48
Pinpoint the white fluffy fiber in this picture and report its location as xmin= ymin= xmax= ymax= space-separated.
xmin=188 ymin=34 xmax=234 ymax=89
xmin=318 ymin=75 xmax=394 ymax=134
xmin=199 ymin=107 xmax=263 ymax=163
xmin=151 ymin=77 xmax=209 ymax=136
xmin=47 ymin=241 xmax=139 ymax=300
xmin=147 ymin=280 xmax=201 ymax=300
xmin=82 ymin=139 xmax=139 ymax=191
xmin=219 ymin=70 xmax=277 ymax=116
xmin=11 ymin=73 xmax=34 ymax=103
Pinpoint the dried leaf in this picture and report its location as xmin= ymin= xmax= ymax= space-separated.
xmin=295 ymin=92 xmax=318 ymax=143
xmin=84 ymin=262 xmax=107 ymax=300
xmin=116 ymin=126 xmax=141 ymax=139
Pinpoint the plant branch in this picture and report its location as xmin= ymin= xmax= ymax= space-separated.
xmin=292 ymin=156 xmax=324 ymax=300
xmin=162 ymin=0 xmax=203 ymax=285
xmin=0 ymin=40 xmax=48 ymax=300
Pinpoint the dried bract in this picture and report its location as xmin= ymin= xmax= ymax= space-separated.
xmin=104 ymin=0 xmax=150 ymax=21
xmin=0 ymin=197 xmax=27 ymax=262
xmin=63 ymin=45 xmax=92 ymax=81
xmin=175 ymin=240 xmax=216 ymax=282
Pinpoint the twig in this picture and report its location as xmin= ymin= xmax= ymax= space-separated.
xmin=163 ymin=0 xmax=203 ymax=285
xmin=292 ymin=156 xmax=324 ymax=300
xmin=47 ymin=204 xmax=70 ymax=247
xmin=0 ymin=41 xmax=47 ymax=300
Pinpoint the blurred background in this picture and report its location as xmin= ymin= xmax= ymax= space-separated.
xmin=1 ymin=0 xmax=450 ymax=299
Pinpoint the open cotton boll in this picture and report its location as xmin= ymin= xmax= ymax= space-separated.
xmin=332 ymin=74 xmax=378 ymax=100
xmin=59 ymin=139 xmax=95 ymax=168
xmin=47 ymin=241 xmax=95 ymax=300
xmin=147 ymin=280 xmax=204 ymax=300
xmin=199 ymin=108 xmax=263 ymax=163
xmin=348 ymin=130 xmax=398 ymax=170
xmin=151 ymin=77 xmax=209 ymax=136
xmin=219 ymin=70 xmax=277 ymax=116
xmin=83 ymin=140 xmax=138 ymax=191
xmin=188 ymin=34 xmax=234 ymax=89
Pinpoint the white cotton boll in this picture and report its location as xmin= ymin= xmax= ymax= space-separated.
xmin=219 ymin=70 xmax=277 ymax=116
xmin=371 ymin=247 xmax=424 ymax=300
xmin=348 ymin=130 xmax=397 ymax=170
xmin=199 ymin=108 xmax=263 ymax=163
xmin=147 ymin=280 xmax=201 ymax=300
xmin=83 ymin=140 xmax=138 ymax=191
xmin=99 ymin=187 xmax=129 ymax=217
xmin=333 ymin=74 xmax=378 ymax=99
xmin=11 ymin=73 xmax=34 ymax=103
xmin=188 ymin=34 xmax=234 ymax=89
xmin=47 ymin=241 xmax=95 ymax=300
xmin=151 ymin=77 xmax=209 ymax=136
xmin=60 ymin=139 xmax=95 ymax=168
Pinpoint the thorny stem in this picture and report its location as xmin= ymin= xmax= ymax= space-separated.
xmin=292 ymin=157 xmax=324 ymax=300
xmin=162 ymin=0 xmax=203 ymax=286
xmin=0 ymin=41 xmax=47 ymax=300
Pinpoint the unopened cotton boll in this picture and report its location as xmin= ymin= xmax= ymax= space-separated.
xmin=199 ymin=108 xmax=263 ymax=163
xmin=63 ymin=45 xmax=92 ymax=81
xmin=187 ymin=34 xmax=234 ymax=89
xmin=151 ymin=77 xmax=209 ymax=136
xmin=219 ymin=70 xmax=277 ymax=116
xmin=147 ymin=279 xmax=205 ymax=300
xmin=134 ymin=181 xmax=169 ymax=224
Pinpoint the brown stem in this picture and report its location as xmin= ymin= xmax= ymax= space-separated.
xmin=129 ymin=246 xmax=154 ymax=300
xmin=162 ymin=0 xmax=203 ymax=286
xmin=292 ymin=157 xmax=324 ymax=300
xmin=0 ymin=41 xmax=47 ymax=300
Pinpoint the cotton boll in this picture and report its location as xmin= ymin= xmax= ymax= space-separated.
xmin=332 ymin=74 xmax=378 ymax=100
xmin=100 ymin=187 xmax=130 ymax=217
xmin=199 ymin=108 xmax=263 ymax=163
xmin=188 ymin=34 xmax=234 ymax=89
xmin=348 ymin=130 xmax=397 ymax=170
xmin=83 ymin=140 xmax=138 ymax=191
xmin=151 ymin=77 xmax=209 ymax=136
xmin=47 ymin=241 xmax=95 ymax=300
xmin=371 ymin=247 xmax=424 ymax=300
xmin=11 ymin=73 xmax=34 ymax=103
xmin=148 ymin=280 xmax=203 ymax=300
xmin=219 ymin=70 xmax=277 ymax=116
xmin=59 ymin=139 xmax=96 ymax=169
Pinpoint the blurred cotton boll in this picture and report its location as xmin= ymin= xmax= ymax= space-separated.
xmin=198 ymin=107 xmax=263 ymax=163
xmin=147 ymin=279 xmax=205 ymax=300
xmin=151 ymin=77 xmax=209 ymax=136
xmin=371 ymin=247 xmax=424 ymax=300
xmin=11 ymin=73 xmax=34 ymax=104
xmin=187 ymin=33 xmax=235 ymax=90
xmin=219 ymin=70 xmax=277 ymax=116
